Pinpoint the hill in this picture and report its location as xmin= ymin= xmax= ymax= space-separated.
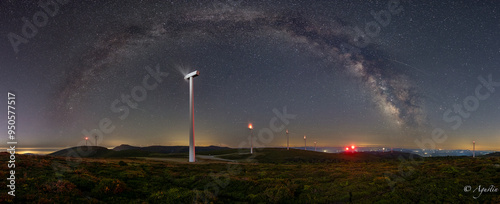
xmin=49 ymin=146 xmax=153 ymax=158
xmin=484 ymin=152 xmax=500 ymax=157
xmin=113 ymin=144 xmax=231 ymax=153
xmin=112 ymin=144 xmax=141 ymax=151
xmin=48 ymin=145 xmax=232 ymax=158
xmin=48 ymin=146 xmax=421 ymax=163
xmin=3 ymin=150 xmax=499 ymax=203
xmin=49 ymin=146 xmax=113 ymax=157
xmin=207 ymin=148 xmax=420 ymax=163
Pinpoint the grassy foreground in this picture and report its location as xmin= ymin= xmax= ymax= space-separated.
xmin=1 ymin=148 xmax=499 ymax=203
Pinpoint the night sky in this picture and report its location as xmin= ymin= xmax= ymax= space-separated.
xmin=1 ymin=0 xmax=499 ymax=150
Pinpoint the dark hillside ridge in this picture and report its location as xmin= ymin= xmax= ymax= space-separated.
xmin=49 ymin=145 xmax=231 ymax=158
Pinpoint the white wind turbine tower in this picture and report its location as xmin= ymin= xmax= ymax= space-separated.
xmin=286 ymin=129 xmax=289 ymax=150
xmin=473 ymin=141 xmax=475 ymax=158
xmin=304 ymin=135 xmax=307 ymax=150
xmin=185 ymin=70 xmax=199 ymax=162
xmin=248 ymin=123 xmax=254 ymax=154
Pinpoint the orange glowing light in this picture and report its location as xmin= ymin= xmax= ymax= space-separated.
xmin=345 ymin=147 xmax=349 ymax=150
xmin=85 ymin=137 xmax=88 ymax=140
xmin=351 ymin=145 xmax=355 ymax=149
xmin=248 ymin=124 xmax=253 ymax=129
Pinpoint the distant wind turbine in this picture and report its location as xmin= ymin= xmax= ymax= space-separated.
xmin=304 ymin=135 xmax=307 ymax=150
xmin=286 ymin=129 xmax=289 ymax=150
xmin=473 ymin=141 xmax=475 ymax=158
xmin=249 ymin=123 xmax=254 ymax=154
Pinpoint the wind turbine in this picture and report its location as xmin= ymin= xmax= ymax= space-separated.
xmin=314 ymin=141 xmax=317 ymax=151
xmin=185 ymin=70 xmax=200 ymax=162
xmin=304 ymin=135 xmax=307 ymax=150
xmin=473 ymin=141 xmax=475 ymax=158
xmin=286 ymin=129 xmax=289 ymax=150
xmin=85 ymin=137 xmax=88 ymax=146
xmin=248 ymin=123 xmax=253 ymax=154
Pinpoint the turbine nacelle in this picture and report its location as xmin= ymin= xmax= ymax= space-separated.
xmin=184 ymin=70 xmax=200 ymax=80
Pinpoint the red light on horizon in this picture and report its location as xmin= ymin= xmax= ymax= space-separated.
xmin=351 ymin=145 xmax=355 ymax=149
xmin=248 ymin=124 xmax=253 ymax=129
xmin=85 ymin=137 xmax=88 ymax=140
xmin=345 ymin=147 xmax=349 ymax=151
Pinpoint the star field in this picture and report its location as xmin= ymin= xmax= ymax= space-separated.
xmin=0 ymin=0 xmax=499 ymax=150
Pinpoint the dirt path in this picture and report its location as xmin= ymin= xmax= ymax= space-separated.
xmin=197 ymin=155 xmax=236 ymax=162
xmin=136 ymin=155 xmax=237 ymax=163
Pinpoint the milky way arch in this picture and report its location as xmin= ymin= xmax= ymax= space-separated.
xmin=54 ymin=1 xmax=427 ymax=131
